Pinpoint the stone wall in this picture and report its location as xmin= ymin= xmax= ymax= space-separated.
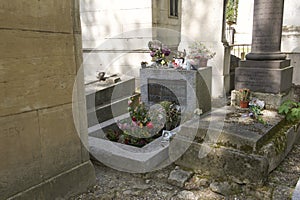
xmin=80 ymin=0 xmax=183 ymax=86
xmin=287 ymin=53 xmax=300 ymax=85
xmin=80 ymin=0 xmax=153 ymax=84
xmin=179 ymin=0 xmax=228 ymax=97
xmin=152 ymin=0 xmax=181 ymax=48
xmin=0 ymin=0 xmax=95 ymax=199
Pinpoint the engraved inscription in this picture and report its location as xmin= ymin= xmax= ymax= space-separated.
xmin=148 ymin=79 xmax=187 ymax=105
xmin=251 ymin=0 xmax=284 ymax=52
xmin=236 ymin=70 xmax=277 ymax=91
xmin=1 ymin=126 xmax=23 ymax=138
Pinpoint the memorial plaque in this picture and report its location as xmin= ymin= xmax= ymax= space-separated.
xmin=235 ymin=66 xmax=293 ymax=93
xmin=148 ymin=79 xmax=187 ymax=105
xmin=140 ymin=68 xmax=212 ymax=114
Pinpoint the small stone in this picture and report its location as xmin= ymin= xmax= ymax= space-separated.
xmin=123 ymin=190 xmax=133 ymax=195
xmin=145 ymin=179 xmax=151 ymax=184
xmin=156 ymin=172 xmax=168 ymax=179
xmin=168 ymin=168 xmax=193 ymax=187
xmin=210 ymin=181 xmax=241 ymax=196
xmin=199 ymin=178 xmax=210 ymax=187
xmin=185 ymin=175 xmax=210 ymax=190
xmin=165 ymin=185 xmax=174 ymax=190
xmin=176 ymin=190 xmax=197 ymax=200
xmin=133 ymin=184 xmax=150 ymax=190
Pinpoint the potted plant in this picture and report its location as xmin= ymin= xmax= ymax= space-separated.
xmin=238 ymin=88 xmax=250 ymax=108
xmin=186 ymin=41 xmax=216 ymax=68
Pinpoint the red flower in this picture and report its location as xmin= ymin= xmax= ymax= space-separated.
xmin=132 ymin=116 xmax=137 ymax=121
xmin=146 ymin=122 xmax=154 ymax=129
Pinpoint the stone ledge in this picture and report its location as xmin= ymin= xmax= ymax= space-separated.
xmin=7 ymin=161 xmax=96 ymax=200
xmin=174 ymin=106 xmax=300 ymax=184
xmin=89 ymin=135 xmax=169 ymax=173
xmin=231 ymin=89 xmax=294 ymax=110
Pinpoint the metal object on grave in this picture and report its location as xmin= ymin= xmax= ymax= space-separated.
xmin=96 ymin=72 xmax=121 ymax=84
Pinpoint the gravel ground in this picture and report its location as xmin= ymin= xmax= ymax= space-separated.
xmin=70 ymin=141 xmax=300 ymax=200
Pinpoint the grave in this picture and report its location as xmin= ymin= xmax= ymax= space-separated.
xmin=140 ymin=67 xmax=212 ymax=114
xmin=172 ymin=0 xmax=300 ymax=188
xmin=234 ymin=0 xmax=294 ymax=108
xmin=85 ymin=74 xmax=138 ymax=127
xmin=86 ymin=73 xmax=176 ymax=173
xmin=86 ymin=67 xmax=213 ymax=173
xmin=88 ymin=114 xmax=171 ymax=173
xmin=173 ymin=106 xmax=300 ymax=184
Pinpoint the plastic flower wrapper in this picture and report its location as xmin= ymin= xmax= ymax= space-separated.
xmin=187 ymin=41 xmax=216 ymax=60
xmin=249 ymin=98 xmax=265 ymax=109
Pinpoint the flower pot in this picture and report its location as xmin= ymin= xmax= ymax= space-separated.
xmin=198 ymin=58 xmax=208 ymax=68
xmin=240 ymin=100 xmax=249 ymax=108
xmin=189 ymin=58 xmax=208 ymax=69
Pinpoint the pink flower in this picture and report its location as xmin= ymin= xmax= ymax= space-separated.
xmin=132 ymin=121 xmax=138 ymax=126
xmin=146 ymin=122 xmax=154 ymax=129
xmin=162 ymin=47 xmax=171 ymax=56
xmin=150 ymin=51 xmax=156 ymax=57
xmin=128 ymin=100 xmax=132 ymax=105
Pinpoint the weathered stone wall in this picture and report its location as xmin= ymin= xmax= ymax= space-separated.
xmin=152 ymin=0 xmax=181 ymax=48
xmin=0 ymin=0 xmax=95 ymax=199
xmin=80 ymin=0 xmax=183 ymax=85
xmin=179 ymin=0 xmax=228 ymax=97
xmin=80 ymin=0 xmax=153 ymax=83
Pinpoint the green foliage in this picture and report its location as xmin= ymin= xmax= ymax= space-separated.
xmin=159 ymin=101 xmax=181 ymax=131
xmin=106 ymin=99 xmax=181 ymax=148
xmin=249 ymin=105 xmax=267 ymax=125
xmin=226 ymin=0 xmax=239 ymax=24
xmin=278 ymin=100 xmax=300 ymax=122
xmin=128 ymin=97 xmax=151 ymax=126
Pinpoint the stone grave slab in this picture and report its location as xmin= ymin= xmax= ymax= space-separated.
xmin=173 ymin=106 xmax=300 ymax=184
xmin=85 ymin=75 xmax=136 ymax=127
xmin=85 ymin=74 xmax=135 ymax=110
xmin=140 ymin=67 xmax=212 ymax=114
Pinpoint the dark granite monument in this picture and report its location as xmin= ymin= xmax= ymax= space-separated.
xmin=235 ymin=0 xmax=293 ymax=94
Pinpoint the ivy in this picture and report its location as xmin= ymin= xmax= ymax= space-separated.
xmin=278 ymin=100 xmax=300 ymax=123
xmin=226 ymin=0 xmax=239 ymax=24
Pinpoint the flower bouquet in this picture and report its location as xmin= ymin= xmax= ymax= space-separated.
xmin=107 ymin=97 xmax=165 ymax=147
xmin=148 ymin=40 xmax=171 ymax=66
xmin=186 ymin=41 xmax=216 ymax=69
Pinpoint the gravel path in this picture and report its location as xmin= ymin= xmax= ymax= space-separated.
xmin=70 ymin=141 xmax=300 ymax=200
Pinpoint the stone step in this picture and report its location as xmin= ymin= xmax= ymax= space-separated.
xmin=85 ymin=75 xmax=135 ymax=110
xmin=87 ymin=93 xmax=139 ymax=127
